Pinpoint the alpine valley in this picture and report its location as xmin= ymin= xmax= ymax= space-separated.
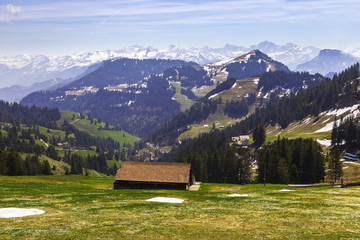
xmin=1 ymin=41 xmax=360 ymax=187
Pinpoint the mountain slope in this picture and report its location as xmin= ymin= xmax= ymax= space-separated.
xmin=21 ymin=59 xmax=195 ymax=137
xmin=296 ymin=49 xmax=359 ymax=75
xmin=0 ymin=78 xmax=75 ymax=103
xmin=150 ymin=70 xmax=325 ymax=146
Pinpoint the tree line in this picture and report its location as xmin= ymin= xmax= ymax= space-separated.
xmin=257 ymin=137 xmax=325 ymax=184
xmin=331 ymin=115 xmax=360 ymax=153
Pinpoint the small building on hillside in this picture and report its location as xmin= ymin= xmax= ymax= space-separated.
xmin=113 ymin=162 xmax=195 ymax=190
xmin=231 ymin=135 xmax=250 ymax=146
xmin=343 ymin=153 xmax=359 ymax=161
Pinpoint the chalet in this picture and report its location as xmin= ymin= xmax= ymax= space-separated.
xmin=231 ymin=135 xmax=250 ymax=146
xmin=159 ymin=149 xmax=168 ymax=154
xmin=145 ymin=142 xmax=155 ymax=148
xmin=114 ymin=162 xmax=195 ymax=190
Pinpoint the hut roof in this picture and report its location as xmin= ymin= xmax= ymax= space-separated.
xmin=115 ymin=162 xmax=192 ymax=184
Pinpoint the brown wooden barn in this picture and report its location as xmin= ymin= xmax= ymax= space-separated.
xmin=113 ymin=162 xmax=195 ymax=190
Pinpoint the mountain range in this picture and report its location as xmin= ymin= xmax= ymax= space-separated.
xmin=295 ymin=49 xmax=359 ymax=75
xmin=1 ymin=41 xmax=359 ymax=104
xmin=21 ymin=50 xmax=289 ymax=137
xmin=0 ymin=41 xmax=319 ymax=89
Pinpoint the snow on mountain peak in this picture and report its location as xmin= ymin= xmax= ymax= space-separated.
xmin=0 ymin=41 xmax=355 ymax=88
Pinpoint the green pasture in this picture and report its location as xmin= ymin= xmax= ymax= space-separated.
xmin=1 ymin=176 xmax=360 ymax=239
xmin=57 ymin=111 xmax=139 ymax=145
xmin=170 ymin=82 xmax=196 ymax=111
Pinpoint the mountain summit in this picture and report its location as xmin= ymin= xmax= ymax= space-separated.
xmin=204 ymin=49 xmax=290 ymax=82
xmin=295 ymin=49 xmax=359 ymax=75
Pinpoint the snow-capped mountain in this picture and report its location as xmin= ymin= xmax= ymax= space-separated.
xmin=295 ymin=49 xmax=359 ymax=75
xmin=0 ymin=41 xmax=319 ymax=88
xmin=202 ymin=49 xmax=290 ymax=83
xmin=251 ymin=41 xmax=320 ymax=70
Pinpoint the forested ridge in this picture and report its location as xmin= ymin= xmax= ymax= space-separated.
xmin=150 ymin=69 xmax=332 ymax=146
xmin=0 ymin=101 xmax=60 ymax=129
xmin=0 ymin=101 xmax=132 ymax=176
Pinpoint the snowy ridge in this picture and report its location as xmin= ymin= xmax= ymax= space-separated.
xmin=0 ymin=41 xmax=320 ymax=88
xmin=315 ymin=105 xmax=360 ymax=133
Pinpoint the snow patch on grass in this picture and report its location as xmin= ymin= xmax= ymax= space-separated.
xmin=0 ymin=208 xmax=45 ymax=218
xmin=209 ymin=91 xmax=224 ymax=99
xmin=279 ymin=189 xmax=294 ymax=192
xmin=316 ymin=139 xmax=332 ymax=148
xmin=228 ymin=194 xmax=249 ymax=197
xmin=145 ymin=197 xmax=184 ymax=203
xmin=315 ymin=122 xmax=335 ymax=133
xmin=325 ymin=105 xmax=359 ymax=117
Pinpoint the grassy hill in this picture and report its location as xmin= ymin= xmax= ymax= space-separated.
xmin=57 ymin=110 xmax=139 ymax=145
xmin=170 ymin=82 xmax=196 ymax=111
xmin=1 ymin=175 xmax=360 ymax=239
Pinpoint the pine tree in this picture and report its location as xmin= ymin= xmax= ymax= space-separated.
xmin=331 ymin=116 xmax=338 ymax=146
xmin=253 ymin=124 xmax=266 ymax=148
xmin=0 ymin=150 xmax=8 ymax=175
xmin=276 ymin=157 xmax=289 ymax=184
xmin=7 ymin=150 xmax=23 ymax=176
xmin=329 ymin=147 xmax=342 ymax=183
xmin=41 ymin=160 xmax=53 ymax=175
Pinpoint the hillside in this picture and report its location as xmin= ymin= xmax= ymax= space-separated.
xmin=153 ymin=64 xmax=360 ymax=184
xmin=57 ymin=111 xmax=139 ymax=146
xmin=0 ymin=102 xmax=140 ymax=177
xmin=151 ymin=70 xmax=325 ymax=145
xmin=21 ymin=59 xmax=194 ymax=137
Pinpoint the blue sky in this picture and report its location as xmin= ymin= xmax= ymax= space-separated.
xmin=1 ymin=0 xmax=359 ymax=56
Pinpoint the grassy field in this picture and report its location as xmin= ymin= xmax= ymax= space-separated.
xmin=1 ymin=176 xmax=360 ymax=239
xmin=170 ymin=82 xmax=196 ymax=111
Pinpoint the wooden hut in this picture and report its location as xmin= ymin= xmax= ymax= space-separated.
xmin=113 ymin=162 xmax=195 ymax=190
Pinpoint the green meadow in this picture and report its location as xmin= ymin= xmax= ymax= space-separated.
xmin=1 ymin=176 xmax=360 ymax=239
xmin=57 ymin=111 xmax=139 ymax=146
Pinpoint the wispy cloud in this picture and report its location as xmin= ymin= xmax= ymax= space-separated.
xmin=1 ymin=0 xmax=360 ymax=55
xmin=1 ymin=0 xmax=359 ymax=25
xmin=5 ymin=4 xmax=22 ymax=16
